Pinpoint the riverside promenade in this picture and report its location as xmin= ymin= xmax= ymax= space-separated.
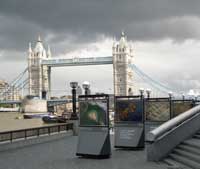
xmin=0 ymin=133 xmax=168 ymax=169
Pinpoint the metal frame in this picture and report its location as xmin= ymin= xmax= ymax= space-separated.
xmin=78 ymin=94 xmax=110 ymax=128
xmin=144 ymin=97 xmax=171 ymax=122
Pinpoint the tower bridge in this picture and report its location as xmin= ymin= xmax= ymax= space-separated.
xmin=0 ymin=32 xmax=179 ymax=101
xmin=27 ymin=32 xmax=135 ymax=99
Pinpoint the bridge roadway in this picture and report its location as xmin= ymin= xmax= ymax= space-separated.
xmin=41 ymin=56 xmax=113 ymax=67
xmin=0 ymin=134 xmax=167 ymax=169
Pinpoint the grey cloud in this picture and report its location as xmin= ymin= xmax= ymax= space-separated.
xmin=1 ymin=0 xmax=200 ymax=93
xmin=1 ymin=0 xmax=200 ymax=50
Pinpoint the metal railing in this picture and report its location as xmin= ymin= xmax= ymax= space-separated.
xmin=0 ymin=123 xmax=73 ymax=143
xmin=146 ymin=104 xmax=200 ymax=161
xmin=147 ymin=105 xmax=200 ymax=142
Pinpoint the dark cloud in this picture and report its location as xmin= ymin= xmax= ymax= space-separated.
xmin=1 ymin=0 xmax=200 ymax=54
xmin=1 ymin=0 xmax=200 ymax=93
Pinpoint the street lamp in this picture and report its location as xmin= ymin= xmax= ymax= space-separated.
xmin=168 ymin=91 xmax=173 ymax=99
xmin=182 ymin=93 xmax=185 ymax=100
xmin=139 ymin=88 xmax=144 ymax=97
xmin=194 ymin=94 xmax=198 ymax=101
xmin=82 ymin=81 xmax=90 ymax=95
xmin=70 ymin=82 xmax=78 ymax=120
xmin=146 ymin=89 xmax=151 ymax=99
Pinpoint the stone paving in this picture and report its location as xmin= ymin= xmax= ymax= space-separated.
xmin=0 ymin=135 xmax=168 ymax=169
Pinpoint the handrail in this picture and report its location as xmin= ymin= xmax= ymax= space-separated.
xmin=0 ymin=123 xmax=73 ymax=143
xmin=147 ymin=104 xmax=200 ymax=142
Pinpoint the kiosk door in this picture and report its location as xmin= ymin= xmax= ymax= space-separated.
xmin=76 ymin=95 xmax=111 ymax=158
xmin=114 ymin=96 xmax=145 ymax=149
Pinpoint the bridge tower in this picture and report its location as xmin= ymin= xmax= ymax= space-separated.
xmin=28 ymin=36 xmax=51 ymax=99
xmin=112 ymin=32 xmax=134 ymax=96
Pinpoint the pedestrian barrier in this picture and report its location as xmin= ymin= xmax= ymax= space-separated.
xmin=0 ymin=123 xmax=73 ymax=143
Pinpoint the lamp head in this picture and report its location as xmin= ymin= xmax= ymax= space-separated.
xmin=168 ymin=91 xmax=173 ymax=97
xmin=82 ymin=81 xmax=90 ymax=89
xmin=139 ymin=88 xmax=144 ymax=95
xmin=146 ymin=88 xmax=151 ymax=94
xmin=70 ymin=82 xmax=78 ymax=88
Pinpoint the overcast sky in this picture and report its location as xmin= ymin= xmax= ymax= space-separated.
xmin=1 ymin=0 xmax=200 ymax=96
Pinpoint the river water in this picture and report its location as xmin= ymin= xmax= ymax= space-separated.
xmin=0 ymin=112 xmax=55 ymax=132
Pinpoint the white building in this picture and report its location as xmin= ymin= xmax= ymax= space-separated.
xmin=28 ymin=36 xmax=51 ymax=99
xmin=113 ymin=32 xmax=134 ymax=96
xmin=0 ymin=80 xmax=20 ymax=100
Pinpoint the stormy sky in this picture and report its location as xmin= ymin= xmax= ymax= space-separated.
xmin=1 ymin=0 xmax=200 ymax=96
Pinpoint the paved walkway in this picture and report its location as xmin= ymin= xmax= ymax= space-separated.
xmin=0 ymin=135 xmax=168 ymax=169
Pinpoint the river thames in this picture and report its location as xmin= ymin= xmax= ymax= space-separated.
xmin=0 ymin=112 xmax=56 ymax=132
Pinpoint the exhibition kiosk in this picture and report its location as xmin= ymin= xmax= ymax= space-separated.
xmin=114 ymin=96 xmax=145 ymax=149
xmin=76 ymin=94 xmax=111 ymax=158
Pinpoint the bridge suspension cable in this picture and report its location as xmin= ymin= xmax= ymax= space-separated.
xmin=0 ymin=68 xmax=28 ymax=100
xmin=129 ymin=64 xmax=180 ymax=96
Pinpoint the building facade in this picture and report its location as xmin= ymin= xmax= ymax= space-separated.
xmin=28 ymin=36 xmax=51 ymax=99
xmin=0 ymin=80 xmax=20 ymax=100
xmin=113 ymin=32 xmax=134 ymax=96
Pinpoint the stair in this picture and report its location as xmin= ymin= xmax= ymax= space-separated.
xmin=163 ymin=131 xmax=200 ymax=169
xmin=163 ymin=158 xmax=192 ymax=169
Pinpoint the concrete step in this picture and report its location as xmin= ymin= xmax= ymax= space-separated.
xmin=163 ymin=157 xmax=192 ymax=169
xmin=177 ymin=144 xmax=200 ymax=156
xmin=195 ymin=131 xmax=200 ymax=135
xmin=169 ymin=153 xmax=200 ymax=169
xmin=194 ymin=132 xmax=200 ymax=136
xmin=183 ymin=138 xmax=200 ymax=149
xmin=173 ymin=148 xmax=200 ymax=164
xmin=193 ymin=134 xmax=200 ymax=139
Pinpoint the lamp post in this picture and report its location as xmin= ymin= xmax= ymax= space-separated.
xmin=82 ymin=81 xmax=90 ymax=95
xmin=195 ymin=95 xmax=198 ymax=101
xmin=70 ymin=82 xmax=78 ymax=120
xmin=146 ymin=89 xmax=151 ymax=99
xmin=168 ymin=91 xmax=173 ymax=99
xmin=139 ymin=88 xmax=144 ymax=98
xmin=182 ymin=93 xmax=185 ymax=101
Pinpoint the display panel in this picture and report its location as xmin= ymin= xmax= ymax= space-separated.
xmin=115 ymin=99 xmax=143 ymax=122
xmin=172 ymin=101 xmax=193 ymax=117
xmin=145 ymin=100 xmax=170 ymax=122
xmin=79 ymin=100 xmax=108 ymax=126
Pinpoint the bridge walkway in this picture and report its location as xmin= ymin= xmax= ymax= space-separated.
xmin=0 ymin=135 xmax=167 ymax=169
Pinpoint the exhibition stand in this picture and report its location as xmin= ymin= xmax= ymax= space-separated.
xmin=114 ymin=96 xmax=145 ymax=149
xmin=76 ymin=94 xmax=111 ymax=158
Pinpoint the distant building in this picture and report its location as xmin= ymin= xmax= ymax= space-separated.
xmin=113 ymin=32 xmax=134 ymax=96
xmin=0 ymin=80 xmax=20 ymax=100
xmin=0 ymin=80 xmax=8 ymax=100
xmin=28 ymin=36 xmax=51 ymax=99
